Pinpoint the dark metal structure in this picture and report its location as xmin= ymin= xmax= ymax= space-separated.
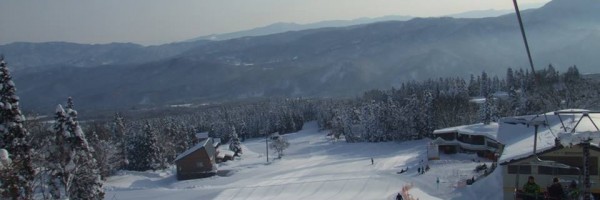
xmin=554 ymin=111 xmax=600 ymax=200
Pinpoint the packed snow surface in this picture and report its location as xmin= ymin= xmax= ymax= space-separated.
xmin=105 ymin=122 xmax=497 ymax=200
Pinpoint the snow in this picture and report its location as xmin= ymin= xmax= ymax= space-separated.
xmin=0 ymin=149 xmax=11 ymax=168
xmin=469 ymin=97 xmax=486 ymax=104
xmin=106 ymin=121 xmax=498 ymax=200
xmin=169 ymin=104 xmax=193 ymax=108
xmin=433 ymin=122 xmax=499 ymax=140
xmin=195 ymin=132 xmax=209 ymax=139
xmin=56 ymin=104 xmax=64 ymax=113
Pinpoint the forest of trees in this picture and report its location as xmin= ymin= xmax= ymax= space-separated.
xmin=1 ymin=52 xmax=599 ymax=199
xmin=318 ymin=65 xmax=599 ymax=142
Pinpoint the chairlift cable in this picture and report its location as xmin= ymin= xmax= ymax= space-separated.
xmin=512 ymin=0 xmax=538 ymax=83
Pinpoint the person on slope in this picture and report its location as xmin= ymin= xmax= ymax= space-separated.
xmin=396 ymin=192 xmax=403 ymax=200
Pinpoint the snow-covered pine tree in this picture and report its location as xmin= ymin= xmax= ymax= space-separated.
xmin=86 ymin=121 xmax=119 ymax=179
xmin=480 ymin=71 xmax=490 ymax=98
xmin=64 ymin=100 xmax=104 ymax=199
xmin=422 ymin=91 xmax=435 ymax=138
xmin=128 ymin=121 xmax=165 ymax=171
xmin=506 ymin=68 xmax=515 ymax=91
xmin=0 ymin=57 xmax=34 ymax=199
xmin=47 ymin=100 xmax=104 ymax=200
xmin=229 ymin=126 xmax=242 ymax=157
xmin=479 ymin=94 xmax=498 ymax=125
xmin=468 ymin=74 xmax=479 ymax=97
xmin=112 ymin=112 xmax=129 ymax=169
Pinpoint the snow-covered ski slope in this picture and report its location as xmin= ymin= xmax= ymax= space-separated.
xmin=105 ymin=122 xmax=499 ymax=200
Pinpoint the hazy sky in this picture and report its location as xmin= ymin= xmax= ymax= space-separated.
xmin=0 ymin=0 xmax=550 ymax=46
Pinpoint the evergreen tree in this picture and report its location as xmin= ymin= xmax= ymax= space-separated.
xmin=468 ymin=74 xmax=479 ymax=96
xmin=0 ymin=58 xmax=34 ymax=199
xmin=47 ymin=100 xmax=104 ymax=200
xmin=480 ymin=71 xmax=490 ymax=97
xmin=506 ymin=68 xmax=515 ymax=90
xmin=229 ymin=126 xmax=242 ymax=157
xmin=127 ymin=121 xmax=163 ymax=171
xmin=112 ymin=112 xmax=129 ymax=169
xmin=479 ymin=94 xmax=498 ymax=125
xmin=422 ymin=92 xmax=435 ymax=138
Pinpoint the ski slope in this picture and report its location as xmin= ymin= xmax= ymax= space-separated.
xmin=104 ymin=122 xmax=499 ymax=200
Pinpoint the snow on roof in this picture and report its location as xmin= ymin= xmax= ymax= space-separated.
xmin=195 ymin=132 xmax=209 ymax=139
xmin=174 ymin=138 xmax=213 ymax=162
xmin=433 ymin=122 xmax=499 ymax=140
xmin=498 ymin=109 xmax=600 ymax=164
xmin=216 ymin=149 xmax=234 ymax=159
xmin=469 ymin=98 xmax=486 ymax=104
xmin=213 ymin=138 xmax=221 ymax=147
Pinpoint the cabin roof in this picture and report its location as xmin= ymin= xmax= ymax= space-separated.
xmin=174 ymin=138 xmax=215 ymax=162
xmin=433 ymin=122 xmax=499 ymax=140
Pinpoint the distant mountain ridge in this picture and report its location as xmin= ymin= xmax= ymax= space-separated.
xmin=187 ymin=15 xmax=413 ymax=42
xmin=8 ymin=0 xmax=600 ymax=113
xmin=0 ymin=41 xmax=208 ymax=71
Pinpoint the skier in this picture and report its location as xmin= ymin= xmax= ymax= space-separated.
xmin=371 ymin=157 xmax=374 ymax=165
xmin=396 ymin=192 xmax=403 ymax=200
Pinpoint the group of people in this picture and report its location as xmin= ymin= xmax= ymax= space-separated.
xmin=416 ymin=160 xmax=430 ymax=175
xmin=522 ymin=176 xmax=580 ymax=200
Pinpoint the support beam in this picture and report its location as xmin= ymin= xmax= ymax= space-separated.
xmin=583 ymin=141 xmax=591 ymax=200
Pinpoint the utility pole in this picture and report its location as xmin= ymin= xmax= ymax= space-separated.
xmin=266 ymin=132 xmax=269 ymax=163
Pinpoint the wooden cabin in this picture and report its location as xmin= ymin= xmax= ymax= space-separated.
xmin=174 ymin=138 xmax=217 ymax=180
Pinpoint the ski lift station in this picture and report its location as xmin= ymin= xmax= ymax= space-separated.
xmin=431 ymin=109 xmax=600 ymax=199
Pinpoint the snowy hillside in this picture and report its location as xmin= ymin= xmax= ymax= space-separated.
xmin=104 ymin=122 xmax=498 ymax=200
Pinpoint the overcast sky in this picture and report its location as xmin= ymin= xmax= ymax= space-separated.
xmin=0 ymin=0 xmax=550 ymax=46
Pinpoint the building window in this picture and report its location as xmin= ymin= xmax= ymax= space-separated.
xmin=508 ymin=165 xmax=531 ymax=174
xmin=539 ymin=156 xmax=598 ymax=175
xmin=487 ymin=141 xmax=499 ymax=149
xmin=538 ymin=166 xmax=579 ymax=175
xmin=438 ymin=133 xmax=456 ymax=140
xmin=196 ymin=162 xmax=204 ymax=168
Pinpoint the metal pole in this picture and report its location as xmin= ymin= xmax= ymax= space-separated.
xmin=555 ymin=113 xmax=568 ymax=132
xmin=266 ymin=133 xmax=269 ymax=163
xmin=533 ymin=125 xmax=538 ymax=154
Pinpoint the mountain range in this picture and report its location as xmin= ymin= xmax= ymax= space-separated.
xmin=3 ymin=0 xmax=600 ymax=113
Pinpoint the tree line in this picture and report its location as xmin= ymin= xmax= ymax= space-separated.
xmin=2 ymin=51 xmax=599 ymax=199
